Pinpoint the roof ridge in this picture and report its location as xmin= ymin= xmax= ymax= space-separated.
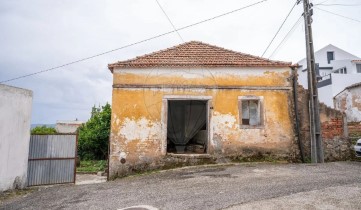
xmin=195 ymin=41 xmax=290 ymax=64
xmin=108 ymin=40 xmax=292 ymax=71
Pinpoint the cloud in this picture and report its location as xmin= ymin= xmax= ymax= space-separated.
xmin=0 ymin=0 xmax=360 ymax=123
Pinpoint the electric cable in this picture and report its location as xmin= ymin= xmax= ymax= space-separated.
xmin=315 ymin=3 xmax=361 ymax=6
xmin=268 ymin=15 xmax=303 ymax=59
xmin=314 ymin=7 xmax=361 ymax=23
xmin=0 ymin=0 xmax=268 ymax=84
xmin=261 ymin=1 xmax=297 ymax=57
xmin=155 ymin=0 xmax=184 ymax=42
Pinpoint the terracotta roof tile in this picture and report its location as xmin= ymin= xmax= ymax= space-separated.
xmin=108 ymin=41 xmax=292 ymax=71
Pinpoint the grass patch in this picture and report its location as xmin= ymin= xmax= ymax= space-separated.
xmin=77 ymin=160 xmax=106 ymax=173
xmin=0 ymin=188 xmax=35 ymax=204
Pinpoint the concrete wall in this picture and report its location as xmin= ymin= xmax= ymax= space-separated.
xmin=109 ymin=67 xmax=298 ymax=178
xmin=0 ymin=84 xmax=32 ymax=191
xmin=334 ymin=85 xmax=361 ymax=122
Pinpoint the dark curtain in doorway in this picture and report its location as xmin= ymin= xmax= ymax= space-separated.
xmin=167 ymin=100 xmax=207 ymax=146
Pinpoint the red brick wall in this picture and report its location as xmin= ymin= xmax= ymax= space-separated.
xmin=322 ymin=118 xmax=344 ymax=140
xmin=297 ymin=85 xmax=350 ymax=161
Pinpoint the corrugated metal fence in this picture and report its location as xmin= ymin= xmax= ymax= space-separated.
xmin=27 ymin=135 xmax=77 ymax=186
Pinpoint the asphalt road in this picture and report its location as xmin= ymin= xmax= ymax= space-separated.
xmin=2 ymin=162 xmax=361 ymax=210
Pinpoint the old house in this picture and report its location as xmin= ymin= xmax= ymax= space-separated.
xmin=107 ymin=41 xmax=303 ymax=177
xmin=334 ymin=82 xmax=361 ymax=122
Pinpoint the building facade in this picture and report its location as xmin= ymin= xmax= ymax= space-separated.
xmin=0 ymin=84 xmax=33 ymax=191
xmin=55 ymin=120 xmax=84 ymax=134
xmin=108 ymin=41 xmax=300 ymax=178
xmin=297 ymin=44 xmax=361 ymax=107
xmin=334 ymin=83 xmax=361 ymax=122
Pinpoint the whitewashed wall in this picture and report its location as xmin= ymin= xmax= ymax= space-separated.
xmin=318 ymin=85 xmax=334 ymax=107
xmin=298 ymin=44 xmax=359 ymax=69
xmin=332 ymin=74 xmax=361 ymax=96
xmin=0 ymin=84 xmax=33 ymax=191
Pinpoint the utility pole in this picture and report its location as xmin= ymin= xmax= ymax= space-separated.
xmin=299 ymin=0 xmax=324 ymax=163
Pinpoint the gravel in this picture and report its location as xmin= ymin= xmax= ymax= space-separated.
xmin=1 ymin=161 xmax=361 ymax=210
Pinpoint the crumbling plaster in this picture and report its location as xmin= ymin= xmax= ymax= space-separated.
xmin=334 ymin=86 xmax=361 ymax=122
xmin=109 ymin=67 xmax=297 ymax=178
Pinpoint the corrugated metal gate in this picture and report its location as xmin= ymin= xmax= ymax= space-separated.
xmin=27 ymin=134 xmax=77 ymax=186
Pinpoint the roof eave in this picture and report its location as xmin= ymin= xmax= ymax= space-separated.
xmin=108 ymin=63 xmax=292 ymax=69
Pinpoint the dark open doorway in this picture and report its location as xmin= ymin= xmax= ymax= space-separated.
xmin=167 ymin=100 xmax=208 ymax=154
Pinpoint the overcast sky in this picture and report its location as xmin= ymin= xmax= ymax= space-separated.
xmin=1 ymin=0 xmax=360 ymax=124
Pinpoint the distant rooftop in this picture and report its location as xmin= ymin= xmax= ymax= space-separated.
xmin=56 ymin=120 xmax=84 ymax=125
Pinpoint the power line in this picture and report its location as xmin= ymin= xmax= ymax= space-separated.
xmin=269 ymin=15 xmax=303 ymax=59
xmin=155 ymin=0 xmax=184 ymax=42
xmin=315 ymin=7 xmax=361 ymax=23
xmin=0 ymin=0 xmax=268 ymax=84
xmin=261 ymin=1 xmax=297 ymax=57
xmin=316 ymin=0 xmax=331 ymax=4
xmin=315 ymin=3 xmax=361 ymax=6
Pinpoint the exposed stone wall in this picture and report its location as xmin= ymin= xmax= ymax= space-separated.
xmin=348 ymin=122 xmax=361 ymax=158
xmin=297 ymin=85 xmax=351 ymax=162
xmin=348 ymin=122 xmax=361 ymax=138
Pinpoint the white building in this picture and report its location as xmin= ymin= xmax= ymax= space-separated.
xmin=55 ymin=120 xmax=84 ymax=134
xmin=297 ymin=44 xmax=361 ymax=107
xmin=0 ymin=84 xmax=33 ymax=191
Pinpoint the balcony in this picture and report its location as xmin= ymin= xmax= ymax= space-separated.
xmin=317 ymin=74 xmax=332 ymax=88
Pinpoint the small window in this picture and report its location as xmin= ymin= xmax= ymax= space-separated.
xmin=327 ymin=51 xmax=334 ymax=64
xmin=357 ymin=64 xmax=361 ymax=73
xmin=239 ymin=96 xmax=263 ymax=128
xmin=334 ymin=67 xmax=347 ymax=74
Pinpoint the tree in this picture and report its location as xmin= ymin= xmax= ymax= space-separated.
xmin=31 ymin=126 xmax=57 ymax=134
xmin=78 ymin=103 xmax=111 ymax=160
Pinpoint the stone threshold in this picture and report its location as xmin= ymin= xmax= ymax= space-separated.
xmin=166 ymin=153 xmax=212 ymax=158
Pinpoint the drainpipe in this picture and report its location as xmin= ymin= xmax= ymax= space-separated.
xmin=292 ymin=66 xmax=305 ymax=163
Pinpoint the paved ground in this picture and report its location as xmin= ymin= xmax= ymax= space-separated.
xmin=76 ymin=174 xmax=107 ymax=185
xmin=1 ymin=162 xmax=361 ymax=210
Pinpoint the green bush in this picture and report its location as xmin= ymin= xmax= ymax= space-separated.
xmin=77 ymin=160 xmax=107 ymax=173
xmin=78 ymin=103 xmax=111 ymax=160
xmin=31 ymin=126 xmax=57 ymax=135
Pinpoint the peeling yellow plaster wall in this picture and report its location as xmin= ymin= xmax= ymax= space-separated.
xmin=109 ymin=67 xmax=295 ymax=177
xmin=113 ymin=68 xmax=291 ymax=87
xmin=110 ymin=90 xmax=294 ymax=169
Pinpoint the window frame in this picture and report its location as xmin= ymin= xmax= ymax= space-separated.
xmin=356 ymin=64 xmax=361 ymax=73
xmin=327 ymin=51 xmax=334 ymax=64
xmin=238 ymin=96 xmax=264 ymax=129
